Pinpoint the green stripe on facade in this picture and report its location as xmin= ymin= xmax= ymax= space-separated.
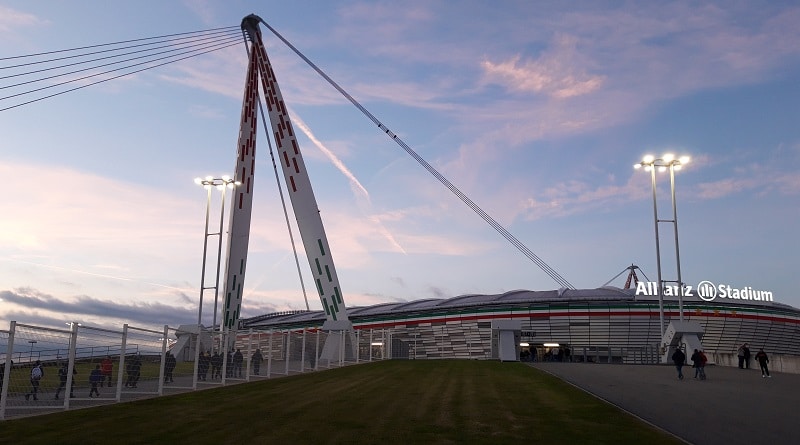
xmin=331 ymin=296 xmax=339 ymax=314
xmin=317 ymin=239 xmax=326 ymax=255
xmin=239 ymin=259 xmax=244 ymax=274
xmin=315 ymin=258 xmax=322 ymax=275
xmin=316 ymin=279 xmax=323 ymax=296
xmin=334 ymin=287 xmax=342 ymax=304
xmin=325 ymin=265 xmax=332 ymax=282
xmin=322 ymin=298 xmax=330 ymax=315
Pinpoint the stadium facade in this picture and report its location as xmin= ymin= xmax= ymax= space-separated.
xmin=241 ymin=286 xmax=800 ymax=373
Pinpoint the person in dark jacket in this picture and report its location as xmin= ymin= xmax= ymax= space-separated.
xmin=233 ymin=349 xmax=244 ymax=378
xmin=89 ymin=365 xmax=102 ymax=397
xmin=164 ymin=351 xmax=176 ymax=383
xmin=252 ymin=349 xmax=263 ymax=376
xmin=54 ymin=362 xmax=76 ymax=399
xmin=755 ymin=348 xmax=771 ymax=377
xmin=671 ymin=348 xmax=686 ymax=380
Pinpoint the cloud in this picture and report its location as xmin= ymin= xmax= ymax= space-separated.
xmin=481 ymin=35 xmax=606 ymax=98
xmin=0 ymin=288 xmax=196 ymax=331
xmin=0 ymin=6 xmax=41 ymax=33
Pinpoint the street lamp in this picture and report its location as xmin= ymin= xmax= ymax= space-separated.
xmin=193 ymin=175 xmax=239 ymax=387
xmin=193 ymin=176 xmax=240 ymax=331
xmin=634 ymin=154 xmax=690 ymax=338
xmin=28 ymin=340 xmax=37 ymax=362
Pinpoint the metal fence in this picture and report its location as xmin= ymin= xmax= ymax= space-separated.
xmin=0 ymin=321 xmax=392 ymax=420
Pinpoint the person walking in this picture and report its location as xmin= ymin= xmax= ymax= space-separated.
xmin=252 ymin=349 xmax=263 ymax=376
xmin=100 ymin=356 xmax=114 ymax=387
xmin=89 ymin=365 xmax=102 ymax=397
xmin=690 ymin=349 xmax=707 ymax=380
xmin=211 ymin=351 xmax=222 ymax=379
xmin=755 ymin=348 xmax=771 ymax=378
xmin=698 ymin=350 xmax=708 ymax=380
xmin=737 ymin=344 xmax=746 ymax=369
xmin=25 ymin=360 xmax=44 ymax=401
xmin=164 ymin=351 xmax=176 ymax=383
xmin=671 ymin=347 xmax=686 ymax=380
xmin=233 ymin=349 xmax=244 ymax=378
xmin=743 ymin=343 xmax=751 ymax=369
xmin=0 ymin=360 xmax=10 ymax=393
xmin=54 ymin=362 xmax=76 ymax=399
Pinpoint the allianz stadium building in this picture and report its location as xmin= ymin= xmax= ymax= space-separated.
xmin=241 ymin=286 xmax=800 ymax=372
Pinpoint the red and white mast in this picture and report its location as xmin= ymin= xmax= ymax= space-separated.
xmin=220 ymin=15 xmax=350 ymax=334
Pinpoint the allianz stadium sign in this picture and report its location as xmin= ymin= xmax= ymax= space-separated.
xmin=635 ymin=280 xmax=774 ymax=302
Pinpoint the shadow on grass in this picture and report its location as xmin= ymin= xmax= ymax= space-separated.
xmin=0 ymin=360 xmax=683 ymax=445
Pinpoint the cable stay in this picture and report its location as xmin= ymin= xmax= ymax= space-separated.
xmin=0 ymin=26 xmax=242 ymax=112
xmin=602 ymin=264 xmax=651 ymax=289
xmin=252 ymin=16 xmax=576 ymax=290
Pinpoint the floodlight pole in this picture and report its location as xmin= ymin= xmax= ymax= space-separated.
xmin=635 ymin=154 xmax=690 ymax=342
xmin=193 ymin=176 xmax=239 ymax=388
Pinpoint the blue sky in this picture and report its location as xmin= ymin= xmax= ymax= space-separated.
xmin=1 ymin=1 xmax=798 ymax=331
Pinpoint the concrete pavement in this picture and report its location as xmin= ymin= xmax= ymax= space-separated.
xmin=530 ymin=362 xmax=798 ymax=445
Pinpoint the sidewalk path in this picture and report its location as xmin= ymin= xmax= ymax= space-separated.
xmin=530 ymin=362 xmax=799 ymax=445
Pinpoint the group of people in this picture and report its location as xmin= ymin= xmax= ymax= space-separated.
xmin=670 ymin=348 xmax=707 ymax=380
xmin=195 ymin=348 xmax=265 ymax=380
xmin=671 ymin=345 xmax=773 ymax=379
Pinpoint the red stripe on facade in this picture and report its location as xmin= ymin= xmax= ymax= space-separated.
xmin=290 ymin=176 xmax=297 ymax=192
xmin=292 ymin=157 xmax=299 ymax=173
xmin=282 ymin=151 xmax=290 ymax=167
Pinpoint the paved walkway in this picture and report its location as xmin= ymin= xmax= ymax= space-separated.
xmin=530 ymin=362 xmax=799 ymax=445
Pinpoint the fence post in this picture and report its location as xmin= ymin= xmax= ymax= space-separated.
xmin=116 ymin=324 xmax=129 ymax=402
xmin=157 ymin=325 xmax=168 ymax=395
xmin=64 ymin=322 xmax=79 ymax=410
xmin=0 ymin=321 xmax=17 ymax=420
xmin=300 ymin=328 xmax=307 ymax=373
xmin=266 ymin=329 xmax=273 ymax=378
xmin=314 ymin=329 xmax=320 ymax=371
xmin=246 ymin=328 xmax=253 ymax=382
xmin=369 ymin=329 xmax=373 ymax=362
xmin=284 ymin=332 xmax=291 ymax=375
xmin=192 ymin=324 xmax=202 ymax=390
xmin=221 ymin=328 xmax=229 ymax=385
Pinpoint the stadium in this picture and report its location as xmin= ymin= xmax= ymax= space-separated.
xmin=241 ymin=285 xmax=800 ymax=373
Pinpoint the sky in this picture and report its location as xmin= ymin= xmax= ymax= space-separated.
xmin=0 ymin=1 xmax=798 ymax=333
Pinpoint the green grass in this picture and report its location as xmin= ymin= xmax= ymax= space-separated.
xmin=0 ymin=360 xmax=682 ymax=445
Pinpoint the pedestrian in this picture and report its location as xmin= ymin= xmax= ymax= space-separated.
xmin=743 ymin=343 xmax=751 ymax=369
xmin=101 ymin=355 xmax=114 ymax=387
xmin=211 ymin=351 xmax=222 ymax=379
xmin=233 ymin=349 xmax=244 ymax=378
xmin=698 ymin=350 xmax=708 ymax=380
xmin=755 ymin=348 xmax=771 ymax=378
xmin=252 ymin=349 xmax=263 ymax=375
xmin=89 ymin=364 xmax=102 ymax=397
xmin=198 ymin=351 xmax=210 ymax=381
xmin=671 ymin=347 xmax=686 ymax=380
xmin=164 ymin=351 xmax=176 ymax=383
xmin=25 ymin=360 xmax=44 ymax=401
xmin=0 ymin=360 xmax=9 ymax=393
xmin=690 ymin=349 xmax=706 ymax=380
xmin=125 ymin=353 xmax=142 ymax=388
xmin=737 ymin=344 xmax=746 ymax=369
xmin=54 ymin=362 xmax=76 ymax=399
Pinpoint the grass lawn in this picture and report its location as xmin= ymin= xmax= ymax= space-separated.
xmin=0 ymin=360 xmax=682 ymax=444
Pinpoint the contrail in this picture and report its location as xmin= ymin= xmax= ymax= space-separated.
xmin=291 ymin=112 xmax=406 ymax=254
xmin=1 ymin=258 xmax=191 ymax=292
xmin=291 ymin=114 xmax=370 ymax=200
